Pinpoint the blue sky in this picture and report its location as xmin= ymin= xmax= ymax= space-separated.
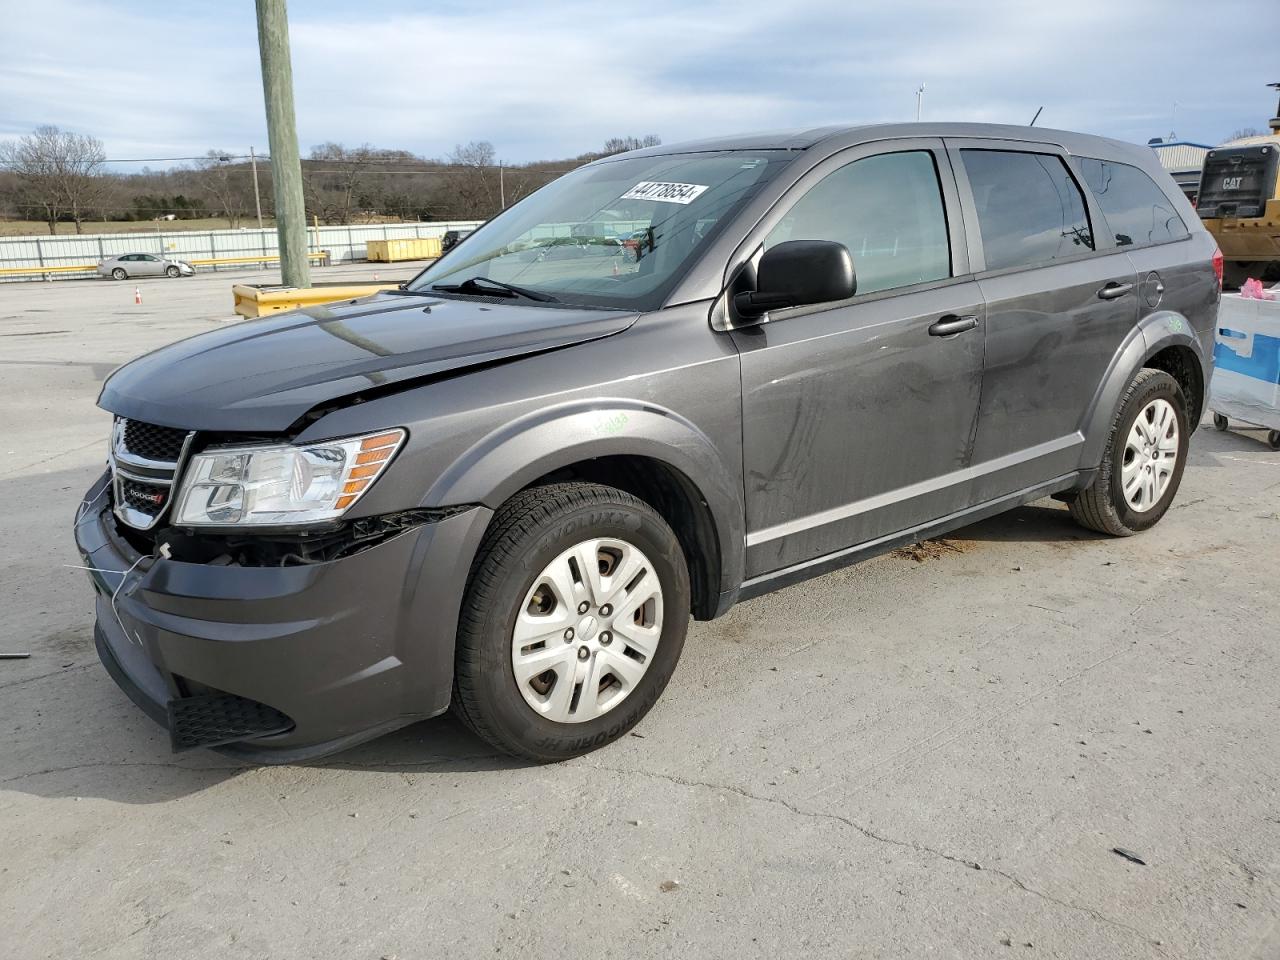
xmin=1 ymin=0 xmax=1276 ymax=167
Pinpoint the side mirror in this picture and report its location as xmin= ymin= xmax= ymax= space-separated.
xmin=734 ymin=240 xmax=856 ymax=318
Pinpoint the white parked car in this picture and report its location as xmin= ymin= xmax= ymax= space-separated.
xmin=98 ymin=254 xmax=195 ymax=280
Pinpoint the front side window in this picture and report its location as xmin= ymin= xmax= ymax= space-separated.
xmin=407 ymin=151 xmax=787 ymax=310
xmin=1077 ymin=158 xmax=1189 ymax=247
xmin=961 ymin=150 xmax=1094 ymax=271
xmin=765 ymin=150 xmax=951 ymax=295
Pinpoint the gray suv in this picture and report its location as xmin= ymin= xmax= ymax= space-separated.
xmin=75 ymin=123 xmax=1220 ymax=762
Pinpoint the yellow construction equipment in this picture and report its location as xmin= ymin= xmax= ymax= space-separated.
xmin=1198 ymin=83 xmax=1280 ymax=287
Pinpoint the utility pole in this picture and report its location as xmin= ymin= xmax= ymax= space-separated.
xmin=499 ymin=160 xmax=506 ymax=210
xmin=255 ymin=0 xmax=309 ymax=288
xmin=249 ymin=145 xmax=264 ymax=230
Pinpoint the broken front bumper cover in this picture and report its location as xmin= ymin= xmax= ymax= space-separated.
xmin=75 ymin=470 xmax=492 ymax=763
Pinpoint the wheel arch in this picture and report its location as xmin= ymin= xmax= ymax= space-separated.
xmin=423 ymin=399 xmax=745 ymax=620
xmin=1080 ymin=314 xmax=1209 ymax=466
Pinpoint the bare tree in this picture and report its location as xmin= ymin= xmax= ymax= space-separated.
xmin=0 ymin=125 xmax=106 ymax=234
xmin=1225 ymin=127 xmax=1265 ymax=143
xmin=195 ymin=150 xmax=249 ymax=227
xmin=303 ymin=142 xmax=416 ymax=224
xmin=444 ymin=140 xmax=501 ymax=216
xmin=601 ymin=134 xmax=661 ymax=156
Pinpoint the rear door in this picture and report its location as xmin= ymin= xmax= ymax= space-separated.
xmin=948 ymin=141 xmax=1139 ymax=501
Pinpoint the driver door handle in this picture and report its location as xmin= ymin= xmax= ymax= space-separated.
xmin=928 ymin=314 xmax=978 ymax=338
xmin=1097 ymin=281 xmax=1133 ymax=300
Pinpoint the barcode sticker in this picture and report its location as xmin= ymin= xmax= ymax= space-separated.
xmin=620 ymin=181 xmax=710 ymax=205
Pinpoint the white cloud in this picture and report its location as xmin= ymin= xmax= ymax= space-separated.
xmin=0 ymin=0 xmax=1275 ymax=164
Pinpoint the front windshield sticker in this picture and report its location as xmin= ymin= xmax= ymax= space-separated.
xmin=619 ymin=181 xmax=710 ymax=205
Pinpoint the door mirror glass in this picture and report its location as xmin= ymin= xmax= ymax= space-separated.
xmin=735 ymin=240 xmax=856 ymax=317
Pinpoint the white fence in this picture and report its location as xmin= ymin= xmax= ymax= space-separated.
xmin=0 ymin=220 xmax=484 ymax=282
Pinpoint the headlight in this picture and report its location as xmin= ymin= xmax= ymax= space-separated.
xmin=173 ymin=429 xmax=405 ymax=527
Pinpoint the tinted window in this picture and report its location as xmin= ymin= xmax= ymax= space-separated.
xmin=961 ymin=150 xmax=1094 ymax=270
xmin=1077 ymin=158 xmax=1189 ymax=247
xmin=765 ymin=151 xmax=950 ymax=295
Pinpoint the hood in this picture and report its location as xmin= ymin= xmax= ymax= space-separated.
xmin=99 ymin=293 xmax=638 ymax=432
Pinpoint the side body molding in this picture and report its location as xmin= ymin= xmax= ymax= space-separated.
xmin=423 ymin=398 xmax=748 ymax=599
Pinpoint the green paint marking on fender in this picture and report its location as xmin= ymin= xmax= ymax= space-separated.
xmin=595 ymin=412 xmax=630 ymax=435
xmin=1168 ymin=316 xmax=1184 ymax=333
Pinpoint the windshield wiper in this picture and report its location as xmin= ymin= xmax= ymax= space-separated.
xmin=430 ymin=276 xmax=558 ymax=302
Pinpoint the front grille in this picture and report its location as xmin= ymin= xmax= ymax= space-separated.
xmin=122 ymin=419 xmax=189 ymax=462
xmin=110 ymin=417 xmax=194 ymax=530
xmin=120 ymin=477 xmax=171 ymax=513
xmin=167 ymin=693 xmax=294 ymax=751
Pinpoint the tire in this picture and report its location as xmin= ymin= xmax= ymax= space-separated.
xmin=453 ymin=482 xmax=690 ymax=761
xmin=1070 ymin=368 xmax=1189 ymax=536
xmin=1269 ymin=431 xmax=1280 ymax=451
xmin=1213 ymin=413 xmax=1229 ymax=431
xmin=165 ymin=265 xmax=180 ymax=278
xmin=110 ymin=267 xmax=127 ymax=280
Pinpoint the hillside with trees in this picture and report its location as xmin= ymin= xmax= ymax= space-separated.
xmin=0 ymin=127 xmax=662 ymax=233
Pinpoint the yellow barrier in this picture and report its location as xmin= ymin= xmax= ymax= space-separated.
xmin=0 ymin=251 xmax=330 ymax=278
xmin=0 ymin=263 xmax=100 ymax=276
xmin=367 ymin=237 xmax=442 ymax=262
xmin=233 ymin=281 xmax=402 ymax=318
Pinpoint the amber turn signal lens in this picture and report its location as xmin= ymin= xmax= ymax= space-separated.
xmin=348 ymin=463 xmax=382 ymax=479
xmin=361 ymin=431 xmax=403 ymax=451
xmin=355 ymin=448 xmax=392 ymax=466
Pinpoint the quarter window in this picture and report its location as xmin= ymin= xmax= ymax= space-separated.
xmin=1077 ymin=158 xmax=1189 ymax=247
xmin=961 ymin=150 xmax=1094 ymax=271
xmin=765 ymin=151 xmax=951 ymax=296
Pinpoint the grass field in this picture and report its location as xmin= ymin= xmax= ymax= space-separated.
xmin=0 ymin=218 xmax=273 ymax=237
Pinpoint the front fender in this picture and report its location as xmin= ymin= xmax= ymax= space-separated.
xmin=423 ymin=398 xmax=747 ymax=597
xmin=1079 ymin=311 xmax=1210 ymax=467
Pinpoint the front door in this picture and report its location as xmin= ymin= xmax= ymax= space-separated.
xmin=731 ymin=141 xmax=986 ymax=577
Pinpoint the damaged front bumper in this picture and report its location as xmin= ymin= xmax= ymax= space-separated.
xmin=74 ymin=470 xmax=492 ymax=763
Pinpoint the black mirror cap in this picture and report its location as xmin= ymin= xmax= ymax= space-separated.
xmin=737 ymin=240 xmax=856 ymax=317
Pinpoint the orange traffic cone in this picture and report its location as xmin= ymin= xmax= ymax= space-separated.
xmin=134 ymin=287 xmax=142 ymax=305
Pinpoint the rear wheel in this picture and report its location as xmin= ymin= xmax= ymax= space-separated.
xmin=110 ymin=267 xmax=127 ymax=280
xmin=1070 ymin=368 xmax=1189 ymax=536
xmin=1269 ymin=430 xmax=1280 ymax=451
xmin=453 ymin=482 xmax=690 ymax=761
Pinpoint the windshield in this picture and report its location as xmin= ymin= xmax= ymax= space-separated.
xmin=407 ymin=151 xmax=788 ymax=310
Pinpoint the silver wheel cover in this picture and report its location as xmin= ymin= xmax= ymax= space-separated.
xmin=1121 ymin=398 xmax=1179 ymax=513
xmin=511 ymin=537 xmax=663 ymax=723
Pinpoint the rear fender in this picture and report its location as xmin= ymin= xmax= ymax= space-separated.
xmin=1079 ymin=311 xmax=1208 ymax=467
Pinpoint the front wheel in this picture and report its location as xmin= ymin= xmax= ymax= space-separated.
xmin=1070 ymin=368 xmax=1189 ymax=536
xmin=165 ymin=265 xmax=180 ymax=278
xmin=453 ymin=482 xmax=690 ymax=761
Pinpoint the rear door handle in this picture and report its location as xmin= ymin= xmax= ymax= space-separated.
xmin=1097 ymin=281 xmax=1134 ymax=300
xmin=928 ymin=314 xmax=978 ymax=338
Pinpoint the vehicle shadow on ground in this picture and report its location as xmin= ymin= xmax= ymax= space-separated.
xmin=947 ymin=501 xmax=1105 ymax=544
xmin=4 ymin=703 xmax=522 ymax=806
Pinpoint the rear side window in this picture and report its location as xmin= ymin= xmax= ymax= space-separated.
xmin=1077 ymin=158 xmax=1189 ymax=247
xmin=765 ymin=150 xmax=951 ymax=295
xmin=961 ymin=150 xmax=1094 ymax=271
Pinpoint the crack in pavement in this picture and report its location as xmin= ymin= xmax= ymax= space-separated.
xmin=590 ymin=761 xmax=1163 ymax=950
xmin=0 ymin=663 xmax=95 ymax=691
xmin=0 ymin=760 xmax=245 ymax=787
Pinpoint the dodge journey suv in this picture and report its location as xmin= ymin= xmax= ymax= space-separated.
xmin=75 ymin=123 xmax=1220 ymax=762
